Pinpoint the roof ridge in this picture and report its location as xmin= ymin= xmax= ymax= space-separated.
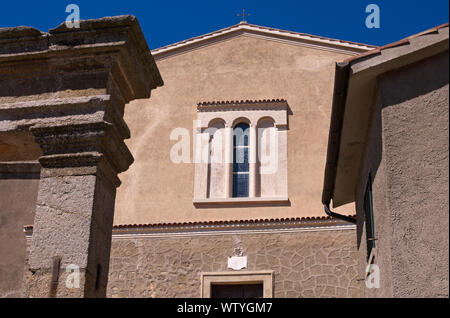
xmin=151 ymin=23 xmax=239 ymax=53
xmin=243 ymin=22 xmax=376 ymax=48
xmin=151 ymin=22 xmax=375 ymax=56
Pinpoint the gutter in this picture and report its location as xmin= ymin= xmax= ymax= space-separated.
xmin=321 ymin=23 xmax=450 ymax=224
xmin=321 ymin=61 xmax=356 ymax=224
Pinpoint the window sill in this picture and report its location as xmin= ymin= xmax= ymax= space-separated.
xmin=193 ymin=197 xmax=290 ymax=207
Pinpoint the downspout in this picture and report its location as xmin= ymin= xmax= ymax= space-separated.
xmin=323 ymin=203 xmax=356 ymax=224
xmin=321 ymin=61 xmax=356 ymax=224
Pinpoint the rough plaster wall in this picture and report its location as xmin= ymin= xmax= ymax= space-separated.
xmin=0 ymin=176 xmax=39 ymax=298
xmin=115 ymin=36 xmax=354 ymax=224
xmin=378 ymin=52 xmax=449 ymax=297
xmin=107 ymin=229 xmax=361 ymax=298
xmin=355 ymin=94 xmax=393 ymax=297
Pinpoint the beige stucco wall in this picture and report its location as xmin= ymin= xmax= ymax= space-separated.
xmin=114 ymin=35 xmax=354 ymax=225
xmin=107 ymin=228 xmax=361 ymax=298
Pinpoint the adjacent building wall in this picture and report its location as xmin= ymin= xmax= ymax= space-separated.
xmin=356 ymin=51 xmax=449 ymax=298
xmin=106 ymin=228 xmax=361 ymax=298
xmin=355 ymin=88 xmax=394 ymax=298
xmin=0 ymin=163 xmax=40 ymax=298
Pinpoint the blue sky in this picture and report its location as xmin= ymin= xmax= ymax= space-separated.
xmin=0 ymin=0 xmax=448 ymax=49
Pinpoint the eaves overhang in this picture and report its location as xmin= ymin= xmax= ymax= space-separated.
xmin=322 ymin=23 xmax=449 ymax=208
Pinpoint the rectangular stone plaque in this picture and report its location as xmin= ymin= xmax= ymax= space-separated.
xmin=227 ymin=256 xmax=247 ymax=270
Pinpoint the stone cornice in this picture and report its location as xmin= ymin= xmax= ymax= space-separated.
xmin=1 ymin=95 xmax=108 ymax=130
xmin=0 ymin=17 xmax=162 ymax=177
xmin=0 ymin=15 xmax=163 ymax=102
xmin=30 ymin=120 xmax=133 ymax=173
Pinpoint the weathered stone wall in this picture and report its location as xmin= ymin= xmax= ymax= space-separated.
xmin=107 ymin=228 xmax=361 ymax=298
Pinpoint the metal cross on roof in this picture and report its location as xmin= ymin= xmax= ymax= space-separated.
xmin=237 ymin=9 xmax=250 ymax=23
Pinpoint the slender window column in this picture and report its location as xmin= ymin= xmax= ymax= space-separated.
xmin=224 ymin=125 xmax=233 ymax=197
xmin=249 ymin=124 xmax=257 ymax=198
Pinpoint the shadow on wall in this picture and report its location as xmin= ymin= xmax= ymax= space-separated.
xmin=379 ymin=51 xmax=449 ymax=107
xmin=355 ymin=51 xmax=450 ymax=249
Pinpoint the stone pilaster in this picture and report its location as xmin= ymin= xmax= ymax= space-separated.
xmin=0 ymin=16 xmax=163 ymax=297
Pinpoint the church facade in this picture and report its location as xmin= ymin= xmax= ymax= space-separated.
xmin=100 ymin=23 xmax=374 ymax=297
xmin=2 ymin=17 xmax=446 ymax=298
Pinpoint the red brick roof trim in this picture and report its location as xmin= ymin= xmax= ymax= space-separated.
xmin=197 ymin=99 xmax=287 ymax=106
xmin=24 ymin=215 xmax=356 ymax=232
xmin=113 ymin=216 xmax=337 ymax=228
xmin=344 ymin=22 xmax=449 ymax=64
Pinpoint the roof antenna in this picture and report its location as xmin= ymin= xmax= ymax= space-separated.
xmin=237 ymin=9 xmax=250 ymax=23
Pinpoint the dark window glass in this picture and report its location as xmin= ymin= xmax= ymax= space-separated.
xmin=211 ymin=283 xmax=263 ymax=298
xmin=232 ymin=173 xmax=249 ymax=197
xmin=364 ymin=174 xmax=375 ymax=261
xmin=233 ymin=123 xmax=249 ymax=146
xmin=233 ymin=147 xmax=249 ymax=172
xmin=232 ymin=123 xmax=250 ymax=198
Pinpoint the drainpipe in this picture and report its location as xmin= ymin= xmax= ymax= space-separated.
xmin=321 ymin=61 xmax=356 ymax=225
xmin=323 ymin=202 xmax=356 ymax=224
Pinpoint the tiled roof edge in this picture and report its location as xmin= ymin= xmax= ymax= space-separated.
xmin=24 ymin=215 xmax=357 ymax=231
xmin=197 ymin=98 xmax=287 ymax=106
xmin=344 ymin=22 xmax=449 ymax=64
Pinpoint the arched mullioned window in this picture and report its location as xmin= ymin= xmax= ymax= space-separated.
xmin=232 ymin=122 xmax=250 ymax=197
xmin=194 ymin=99 xmax=288 ymax=203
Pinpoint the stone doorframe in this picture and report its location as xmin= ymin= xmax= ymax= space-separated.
xmin=200 ymin=270 xmax=274 ymax=298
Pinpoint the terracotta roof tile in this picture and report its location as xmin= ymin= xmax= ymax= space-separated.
xmin=113 ymin=216 xmax=334 ymax=228
xmin=344 ymin=22 xmax=449 ymax=64
xmin=23 ymin=215 xmax=356 ymax=232
xmin=197 ymin=98 xmax=287 ymax=106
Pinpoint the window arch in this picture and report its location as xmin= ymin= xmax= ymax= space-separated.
xmin=231 ymin=117 xmax=251 ymax=128
xmin=232 ymin=122 xmax=250 ymax=197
